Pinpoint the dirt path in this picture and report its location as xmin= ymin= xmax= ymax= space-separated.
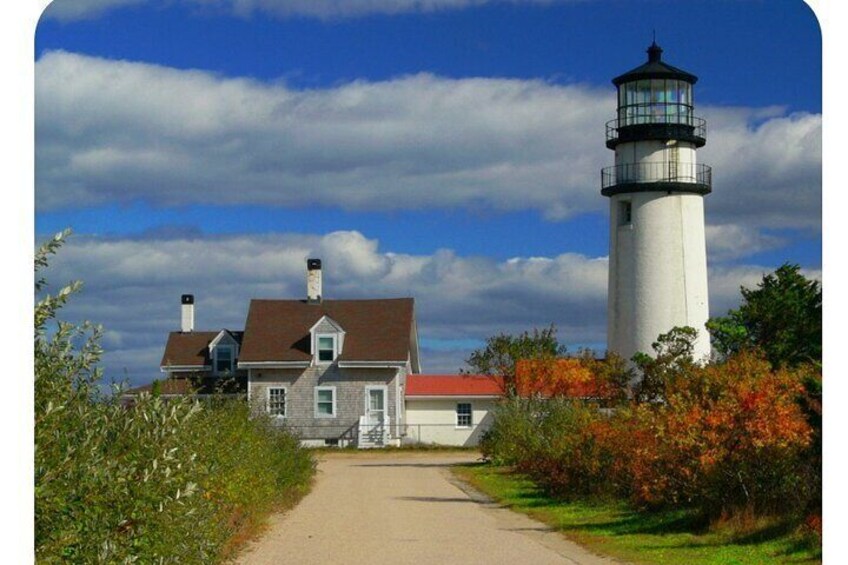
xmin=234 ymin=452 xmax=624 ymax=565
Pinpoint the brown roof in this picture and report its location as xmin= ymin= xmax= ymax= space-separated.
xmin=159 ymin=330 xmax=243 ymax=368
xmin=239 ymin=298 xmax=414 ymax=363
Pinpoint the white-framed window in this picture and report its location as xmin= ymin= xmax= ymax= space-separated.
xmin=268 ymin=387 xmax=287 ymax=418
xmin=315 ymin=386 xmax=336 ymax=417
xmin=215 ymin=344 xmax=234 ymax=374
xmin=456 ymin=403 xmax=472 ymax=428
xmin=316 ymin=334 xmax=337 ymax=364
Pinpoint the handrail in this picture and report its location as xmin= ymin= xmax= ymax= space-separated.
xmin=601 ymin=162 xmax=711 ymax=189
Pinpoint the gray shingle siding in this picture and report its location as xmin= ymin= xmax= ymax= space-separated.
xmin=250 ymin=365 xmax=406 ymax=440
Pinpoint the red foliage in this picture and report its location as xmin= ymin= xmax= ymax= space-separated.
xmin=610 ymin=352 xmax=813 ymax=512
xmin=805 ymin=513 xmax=822 ymax=537
xmin=515 ymin=357 xmax=625 ymax=401
xmin=501 ymin=351 xmax=818 ymax=517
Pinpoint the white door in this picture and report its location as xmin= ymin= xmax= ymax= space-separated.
xmin=366 ymin=387 xmax=386 ymax=426
xmin=362 ymin=387 xmax=388 ymax=446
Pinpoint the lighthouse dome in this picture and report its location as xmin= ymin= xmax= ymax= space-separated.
xmin=612 ymin=41 xmax=698 ymax=86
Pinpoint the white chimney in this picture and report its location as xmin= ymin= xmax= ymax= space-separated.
xmin=307 ymin=259 xmax=322 ymax=304
xmin=181 ymin=294 xmax=195 ymax=332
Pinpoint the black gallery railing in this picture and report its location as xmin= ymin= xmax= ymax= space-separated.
xmin=601 ymin=162 xmax=712 ymax=189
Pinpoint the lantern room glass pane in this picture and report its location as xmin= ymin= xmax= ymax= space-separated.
xmin=680 ymin=83 xmax=691 ymax=105
xmin=635 ymin=80 xmax=650 ymax=104
xmin=667 ymin=80 xmax=679 ymax=103
xmin=651 ymin=79 xmax=665 ymax=103
xmin=680 ymin=105 xmax=692 ymax=124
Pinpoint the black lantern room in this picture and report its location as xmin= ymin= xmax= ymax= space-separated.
xmin=605 ymin=42 xmax=706 ymax=150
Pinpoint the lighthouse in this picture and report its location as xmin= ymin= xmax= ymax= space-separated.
xmin=602 ymin=42 xmax=711 ymax=364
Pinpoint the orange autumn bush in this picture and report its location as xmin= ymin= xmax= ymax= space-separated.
xmin=483 ymin=348 xmax=817 ymax=520
xmin=604 ymin=351 xmax=813 ymax=515
xmin=682 ymin=352 xmax=813 ymax=515
xmin=515 ymin=352 xmax=632 ymax=405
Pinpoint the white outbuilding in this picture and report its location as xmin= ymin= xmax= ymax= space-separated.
xmin=404 ymin=374 xmax=503 ymax=447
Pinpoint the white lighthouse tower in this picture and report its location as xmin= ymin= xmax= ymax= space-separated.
xmin=603 ymin=42 xmax=711 ymax=364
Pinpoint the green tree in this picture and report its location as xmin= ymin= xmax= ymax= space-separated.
xmin=463 ymin=325 xmax=567 ymax=395
xmin=706 ymin=264 xmax=821 ymax=368
xmin=632 ymin=326 xmax=699 ymax=403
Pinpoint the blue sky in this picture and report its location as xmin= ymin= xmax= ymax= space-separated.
xmin=32 ymin=0 xmax=822 ymax=385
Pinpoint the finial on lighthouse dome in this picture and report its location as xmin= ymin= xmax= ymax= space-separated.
xmin=647 ymin=40 xmax=663 ymax=63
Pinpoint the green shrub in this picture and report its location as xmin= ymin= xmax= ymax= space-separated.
xmin=480 ymin=396 xmax=546 ymax=466
xmin=482 ymin=397 xmax=619 ymax=499
xmin=34 ymin=231 xmax=315 ymax=563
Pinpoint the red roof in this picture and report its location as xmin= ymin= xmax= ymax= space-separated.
xmin=406 ymin=374 xmax=504 ymax=397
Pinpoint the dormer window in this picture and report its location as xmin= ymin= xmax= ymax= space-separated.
xmin=215 ymin=345 xmax=234 ymax=373
xmin=317 ymin=335 xmax=337 ymax=363
xmin=208 ymin=330 xmax=239 ymax=376
xmin=310 ymin=315 xmax=345 ymax=366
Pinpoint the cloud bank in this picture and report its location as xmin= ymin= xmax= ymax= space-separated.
xmin=41 ymin=230 xmax=819 ymax=385
xmin=36 ymin=51 xmax=821 ymax=233
xmin=42 ymin=231 xmax=608 ymax=383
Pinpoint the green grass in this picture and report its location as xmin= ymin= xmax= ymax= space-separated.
xmin=453 ymin=464 xmax=821 ymax=565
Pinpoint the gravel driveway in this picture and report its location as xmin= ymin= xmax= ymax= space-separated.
xmin=234 ymin=451 xmax=622 ymax=565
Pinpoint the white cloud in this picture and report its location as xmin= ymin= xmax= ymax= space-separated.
xmin=699 ymin=109 xmax=822 ymax=230
xmin=38 ymin=229 xmax=800 ymax=384
xmin=705 ymin=224 xmax=785 ymax=262
xmin=35 ymin=51 xmax=609 ymax=220
xmin=42 ymin=0 xmax=147 ymax=21
xmin=41 ymin=0 xmax=569 ymax=22
xmin=36 ymin=51 xmax=821 ymax=236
